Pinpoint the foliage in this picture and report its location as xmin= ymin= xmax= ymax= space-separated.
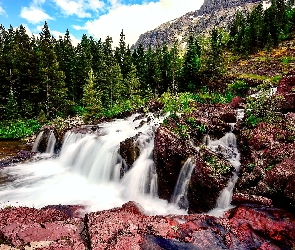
xmin=227 ymin=80 xmax=249 ymax=97
xmin=204 ymin=154 xmax=231 ymax=175
xmin=0 ymin=119 xmax=42 ymax=139
xmin=245 ymin=89 xmax=284 ymax=126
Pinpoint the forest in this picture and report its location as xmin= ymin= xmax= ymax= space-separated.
xmin=0 ymin=0 xmax=295 ymax=138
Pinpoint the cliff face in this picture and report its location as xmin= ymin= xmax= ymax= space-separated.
xmin=132 ymin=0 xmax=262 ymax=50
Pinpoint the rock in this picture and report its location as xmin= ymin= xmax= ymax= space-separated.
xmin=154 ymin=126 xmax=190 ymax=201
xmin=237 ymin=115 xmax=295 ymax=210
xmin=225 ymin=205 xmax=295 ymax=249
xmin=0 ymin=206 xmax=86 ymax=249
xmin=147 ymin=100 xmax=164 ymax=113
xmin=276 ymin=70 xmax=295 ymax=112
xmin=0 ymin=203 xmax=294 ymax=249
xmin=187 ymin=152 xmax=231 ymax=213
xmin=232 ymin=193 xmax=273 ymax=207
xmin=132 ymin=0 xmax=261 ymax=50
xmin=119 ymin=135 xmax=140 ymax=167
xmin=230 ymin=96 xmax=246 ymax=109
xmin=277 ymin=70 xmax=295 ymax=94
xmin=263 ymin=158 xmax=295 ymax=208
xmin=0 ymin=150 xmax=36 ymax=168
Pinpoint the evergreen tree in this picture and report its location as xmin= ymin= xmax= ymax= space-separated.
xmin=169 ymin=40 xmax=182 ymax=93
xmin=75 ymin=34 xmax=92 ymax=103
xmin=82 ymin=68 xmax=102 ymax=121
xmin=181 ymin=35 xmax=201 ymax=91
xmin=132 ymin=44 xmax=147 ymax=96
xmin=38 ymin=22 xmax=67 ymax=118
xmin=55 ymin=29 xmax=77 ymax=103
xmin=204 ymin=28 xmax=224 ymax=80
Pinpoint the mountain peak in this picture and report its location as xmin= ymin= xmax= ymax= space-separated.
xmin=132 ymin=0 xmax=262 ymax=50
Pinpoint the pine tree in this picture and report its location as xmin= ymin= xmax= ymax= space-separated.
xmin=55 ymin=29 xmax=77 ymax=103
xmin=181 ymin=35 xmax=201 ymax=91
xmin=38 ymin=22 xmax=67 ymax=118
xmin=75 ymin=34 xmax=92 ymax=103
xmin=82 ymin=68 xmax=102 ymax=121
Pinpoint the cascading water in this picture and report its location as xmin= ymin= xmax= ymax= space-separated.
xmin=204 ymin=133 xmax=240 ymax=217
xmin=171 ymin=157 xmax=195 ymax=210
xmin=45 ymin=131 xmax=56 ymax=155
xmin=0 ymin=113 xmax=185 ymax=216
xmin=31 ymin=130 xmax=56 ymax=157
xmin=207 ymin=110 xmax=244 ymax=217
xmin=31 ymin=131 xmax=44 ymax=152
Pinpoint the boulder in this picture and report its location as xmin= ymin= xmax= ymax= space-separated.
xmin=276 ymin=70 xmax=295 ymax=112
xmin=0 ymin=206 xmax=86 ymax=249
xmin=154 ymin=127 xmax=191 ymax=201
xmin=230 ymin=96 xmax=246 ymax=109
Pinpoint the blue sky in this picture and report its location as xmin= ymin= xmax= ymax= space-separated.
xmin=0 ymin=0 xmax=204 ymax=46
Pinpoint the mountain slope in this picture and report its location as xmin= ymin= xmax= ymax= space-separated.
xmin=132 ymin=0 xmax=263 ymax=50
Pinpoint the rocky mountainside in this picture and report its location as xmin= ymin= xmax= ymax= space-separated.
xmin=132 ymin=0 xmax=263 ymax=50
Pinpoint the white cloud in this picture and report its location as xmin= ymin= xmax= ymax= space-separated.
xmin=75 ymin=0 xmax=204 ymax=46
xmin=52 ymin=0 xmax=105 ymax=18
xmin=20 ymin=5 xmax=53 ymax=24
xmin=0 ymin=5 xmax=6 ymax=16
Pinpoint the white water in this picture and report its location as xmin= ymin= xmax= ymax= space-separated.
xmin=171 ymin=157 xmax=195 ymax=210
xmin=31 ymin=131 xmax=44 ymax=152
xmin=31 ymin=130 xmax=56 ymax=157
xmin=0 ymin=114 xmax=185 ymax=216
xmin=45 ymin=131 xmax=56 ymax=155
xmin=207 ymin=132 xmax=241 ymax=217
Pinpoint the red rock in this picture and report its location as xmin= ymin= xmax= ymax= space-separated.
xmin=0 ymin=207 xmax=86 ymax=249
xmin=230 ymin=96 xmax=245 ymax=109
xmin=225 ymin=205 xmax=295 ymax=249
xmin=232 ymin=193 xmax=273 ymax=207
xmin=277 ymin=70 xmax=295 ymax=94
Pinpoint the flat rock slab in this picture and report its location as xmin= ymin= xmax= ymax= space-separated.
xmin=0 ymin=206 xmax=86 ymax=249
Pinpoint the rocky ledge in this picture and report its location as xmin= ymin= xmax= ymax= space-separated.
xmin=0 ymin=201 xmax=294 ymax=249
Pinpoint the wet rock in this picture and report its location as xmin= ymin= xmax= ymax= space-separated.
xmin=0 ymin=203 xmax=294 ymax=249
xmin=225 ymin=205 xmax=295 ymax=249
xmin=0 ymin=206 xmax=86 ymax=249
xmin=187 ymin=152 xmax=231 ymax=213
xmin=154 ymin=127 xmax=191 ymax=201
xmin=232 ymin=193 xmax=273 ymax=207
xmin=0 ymin=150 xmax=36 ymax=168
xmin=119 ymin=135 xmax=140 ymax=167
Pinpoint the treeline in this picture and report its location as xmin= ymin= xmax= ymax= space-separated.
xmin=0 ymin=22 xmax=225 ymax=121
xmin=0 ymin=0 xmax=294 ymax=122
xmin=229 ymin=0 xmax=295 ymax=55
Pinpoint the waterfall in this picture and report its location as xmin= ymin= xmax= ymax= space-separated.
xmin=45 ymin=131 xmax=56 ymax=155
xmin=0 ymin=113 xmax=185 ymax=216
xmin=121 ymin=128 xmax=158 ymax=199
xmin=207 ymin=132 xmax=241 ymax=217
xmin=171 ymin=157 xmax=195 ymax=210
xmin=31 ymin=131 xmax=44 ymax=152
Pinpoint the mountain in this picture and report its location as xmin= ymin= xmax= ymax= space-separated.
xmin=132 ymin=0 xmax=263 ymax=50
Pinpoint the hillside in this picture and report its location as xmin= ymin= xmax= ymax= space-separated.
xmin=132 ymin=0 xmax=262 ymax=50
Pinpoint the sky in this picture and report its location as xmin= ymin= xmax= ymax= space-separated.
xmin=0 ymin=0 xmax=204 ymax=47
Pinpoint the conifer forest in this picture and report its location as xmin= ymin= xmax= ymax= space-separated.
xmin=0 ymin=0 xmax=295 ymax=138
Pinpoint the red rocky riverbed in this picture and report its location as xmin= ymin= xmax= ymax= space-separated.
xmin=0 ymin=201 xmax=294 ymax=249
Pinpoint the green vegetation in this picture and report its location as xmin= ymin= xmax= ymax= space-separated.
xmin=1 ymin=1 xmax=295 ymax=138
xmin=204 ymin=154 xmax=232 ymax=175
xmin=0 ymin=119 xmax=42 ymax=139
xmin=245 ymin=89 xmax=284 ymax=126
